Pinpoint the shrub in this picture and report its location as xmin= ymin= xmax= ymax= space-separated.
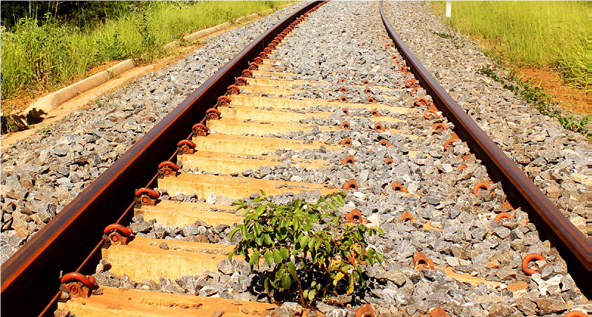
xmin=229 ymin=192 xmax=383 ymax=307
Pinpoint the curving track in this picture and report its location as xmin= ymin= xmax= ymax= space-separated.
xmin=1 ymin=2 xmax=589 ymax=316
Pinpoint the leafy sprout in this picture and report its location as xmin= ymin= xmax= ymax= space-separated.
xmin=229 ymin=191 xmax=383 ymax=307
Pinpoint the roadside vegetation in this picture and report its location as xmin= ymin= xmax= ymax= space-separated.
xmin=429 ymin=1 xmax=588 ymax=135
xmin=0 ymin=1 xmax=288 ymax=113
xmin=431 ymin=1 xmax=587 ymax=89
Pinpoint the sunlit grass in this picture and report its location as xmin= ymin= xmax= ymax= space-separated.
xmin=431 ymin=1 xmax=587 ymax=89
xmin=1 ymin=1 xmax=290 ymax=103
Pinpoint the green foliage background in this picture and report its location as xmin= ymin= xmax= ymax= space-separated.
xmin=1 ymin=1 xmax=288 ymax=102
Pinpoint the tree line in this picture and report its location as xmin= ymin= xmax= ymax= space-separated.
xmin=1 ymin=1 xmax=148 ymax=29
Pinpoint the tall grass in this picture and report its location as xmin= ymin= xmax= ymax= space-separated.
xmin=432 ymin=1 xmax=588 ymax=89
xmin=1 ymin=1 xmax=288 ymax=103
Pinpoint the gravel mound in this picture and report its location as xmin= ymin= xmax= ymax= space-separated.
xmin=0 ymin=3 xmax=307 ymax=263
xmin=383 ymin=1 xmax=587 ymax=235
xmin=92 ymin=2 xmax=586 ymax=316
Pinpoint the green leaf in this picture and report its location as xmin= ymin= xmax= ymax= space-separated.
xmin=333 ymin=272 xmax=345 ymax=286
xmin=353 ymin=230 xmax=362 ymax=240
xmin=333 ymin=194 xmax=344 ymax=207
xmin=376 ymin=252 xmax=384 ymax=264
xmin=308 ymin=236 xmax=316 ymax=250
xmin=280 ymin=247 xmax=290 ymax=261
xmin=280 ymin=272 xmax=291 ymax=290
xmin=272 ymin=249 xmax=282 ymax=263
xmin=264 ymin=250 xmax=273 ymax=266
xmin=256 ymin=205 xmax=265 ymax=215
xmin=228 ymin=227 xmax=239 ymax=241
xmin=264 ymin=277 xmax=270 ymax=295
xmin=327 ymin=200 xmax=338 ymax=211
xmin=308 ymin=289 xmax=316 ymax=300
xmin=228 ymin=250 xmax=235 ymax=262
xmin=249 ymin=251 xmax=260 ymax=268
xmin=299 ymin=235 xmax=309 ymax=249
xmin=287 ymin=262 xmax=297 ymax=279
xmin=240 ymin=225 xmax=247 ymax=239
xmin=314 ymin=239 xmax=322 ymax=251
xmin=254 ymin=222 xmax=262 ymax=236
xmin=263 ymin=233 xmax=272 ymax=246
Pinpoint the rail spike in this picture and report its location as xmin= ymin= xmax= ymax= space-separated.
xmin=227 ymin=85 xmax=240 ymax=95
xmin=241 ymin=69 xmax=253 ymax=78
xmin=342 ymin=179 xmax=358 ymax=190
xmin=59 ymin=273 xmax=96 ymax=299
xmin=355 ymin=304 xmax=376 ymax=317
xmin=341 ymin=155 xmax=355 ymax=166
xmin=158 ymin=161 xmax=180 ymax=178
xmin=248 ymin=62 xmax=259 ymax=70
xmin=134 ymin=187 xmax=160 ymax=207
xmin=216 ymin=95 xmax=231 ymax=107
xmin=345 ymin=208 xmax=363 ymax=224
xmin=206 ymin=108 xmax=222 ymax=120
xmin=234 ymin=77 xmax=248 ymax=86
xmin=103 ymin=223 xmax=133 ymax=246
xmin=178 ymin=139 xmax=197 ymax=154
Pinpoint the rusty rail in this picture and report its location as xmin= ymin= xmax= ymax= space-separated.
xmin=0 ymin=3 xmax=321 ymax=316
xmin=2 ymin=4 xmax=588 ymax=316
xmin=380 ymin=1 xmax=590 ymax=297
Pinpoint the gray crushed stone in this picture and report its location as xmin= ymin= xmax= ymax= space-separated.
xmin=0 ymin=3 xmax=307 ymax=263
xmin=92 ymin=2 xmax=587 ymax=316
xmin=383 ymin=1 xmax=587 ymax=234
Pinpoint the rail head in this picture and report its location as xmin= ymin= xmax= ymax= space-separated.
xmin=379 ymin=0 xmax=590 ymax=297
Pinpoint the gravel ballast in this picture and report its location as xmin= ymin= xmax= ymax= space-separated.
xmin=383 ymin=1 xmax=587 ymax=235
xmin=0 ymin=3 xmax=308 ymax=263
xmin=1 ymin=2 xmax=586 ymax=316
xmin=90 ymin=2 xmax=586 ymax=316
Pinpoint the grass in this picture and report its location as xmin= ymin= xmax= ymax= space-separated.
xmin=1 ymin=1 xmax=289 ymax=108
xmin=430 ymin=1 xmax=588 ymax=90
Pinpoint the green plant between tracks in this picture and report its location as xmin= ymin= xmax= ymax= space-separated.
xmin=229 ymin=192 xmax=384 ymax=307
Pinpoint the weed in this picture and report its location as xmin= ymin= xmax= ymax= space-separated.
xmin=430 ymin=29 xmax=465 ymax=49
xmin=430 ymin=29 xmax=452 ymax=39
xmin=35 ymin=123 xmax=52 ymax=135
xmin=478 ymin=65 xmax=586 ymax=134
xmin=229 ymin=192 xmax=383 ymax=307
xmin=1 ymin=115 xmax=26 ymax=134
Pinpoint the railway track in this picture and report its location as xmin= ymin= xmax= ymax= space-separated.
xmin=2 ymin=2 xmax=589 ymax=316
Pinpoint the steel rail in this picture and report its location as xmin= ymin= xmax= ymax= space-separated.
xmin=380 ymin=1 xmax=590 ymax=297
xmin=1 ymin=3 xmax=320 ymax=316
